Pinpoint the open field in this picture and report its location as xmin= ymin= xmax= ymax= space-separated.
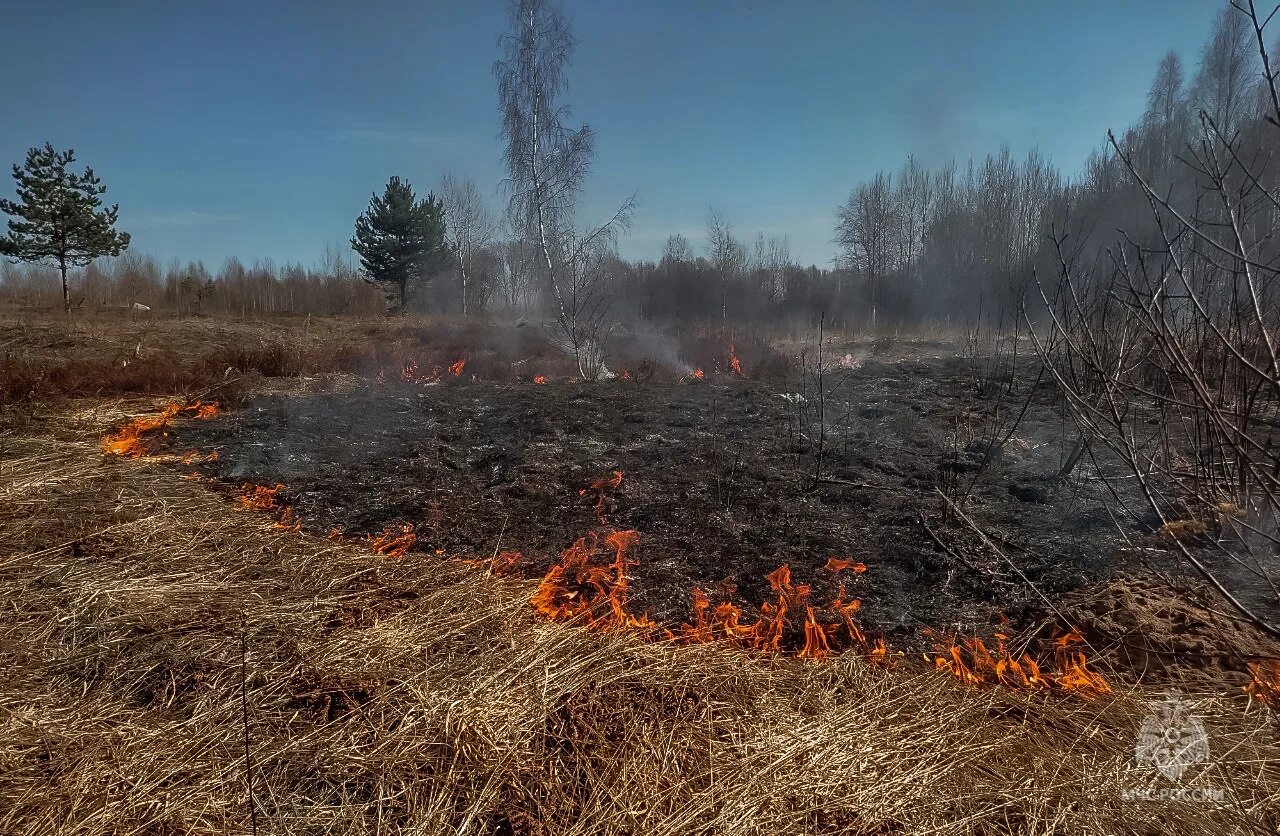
xmin=2 ymin=311 xmax=1279 ymax=834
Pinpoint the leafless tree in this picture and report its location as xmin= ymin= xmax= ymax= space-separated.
xmin=663 ymin=233 xmax=694 ymax=264
xmin=835 ymin=172 xmax=898 ymax=327
xmin=439 ymin=174 xmax=496 ymax=315
xmin=750 ymin=232 xmax=791 ymax=303
xmin=1192 ymin=6 xmax=1257 ymax=138
xmin=706 ymin=208 xmax=745 ymax=325
xmin=495 ymin=232 xmax=535 ymax=312
xmin=494 ymin=0 xmax=632 ymax=378
xmin=1033 ymin=0 xmax=1280 ymax=639
xmin=1142 ymin=51 xmax=1190 ymax=172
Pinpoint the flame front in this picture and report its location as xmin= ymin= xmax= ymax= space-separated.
xmin=531 ymin=529 xmax=655 ymax=630
xmin=673 ymin=563 xmax=882 ymax=661
xmin=116 ymin=406 xmax=1120 ymax=700
xmin=929 ymin=628 xmax=1106 ymax=696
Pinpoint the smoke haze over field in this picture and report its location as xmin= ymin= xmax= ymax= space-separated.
xmin=0 ymin=0 xmax=1220 ymax=270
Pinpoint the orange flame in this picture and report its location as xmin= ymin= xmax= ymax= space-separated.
xmin=929 ymin=628 xmax=1106 ymax=696
xmin=274 ymin=506 xmax=303 ymax=533
xmin=531 ymin=529 xmax=655 ymax=630
xmin=931 ymin=634 xmax=1046 ymax=689
xmin=728 ymin=343 xmax=744 ymax=377
xmin=236 ymin=483 xmax=306 ymax=532
xmin=533 ymin=375 xmax=547 ymax=385
xmin=824 ymin=557 xmax=867 ymax=574
xmin=580 ymin=470 xmax=624 ymax=523
xmin=368 ymin=523 xmax=417 ymax=558
xmin=1245 ymin=660 xmax=1280 ymax=706
xmin=238 ymin=483 xmax=284 ymax=511
xmin=489 ymin=550 xmax=521 ymax=575
xmin=1051 ymin=629 xmax=1111 ymax=696
xmin=449 ymin=358 xmax=466 ymax=377
xmin=101 ymin=401 xmax=220 ymax=457
xmin=674 ymin=563 xmax=884 ymax=661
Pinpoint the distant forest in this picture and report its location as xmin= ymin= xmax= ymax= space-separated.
xmin=1 ymin=7 xmax=1274 ymax=330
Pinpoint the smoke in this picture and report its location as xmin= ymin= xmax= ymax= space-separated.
xmin=617 ymin=319 xmax=697 ymax=376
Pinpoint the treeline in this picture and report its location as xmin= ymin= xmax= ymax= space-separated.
xmin=3 ymin=5 xmax=1272 ymax=331
xmin=833 ymin=5 xmax=1280 ymax=324
xmin=0 ymin=247 xmax=387 ymax=317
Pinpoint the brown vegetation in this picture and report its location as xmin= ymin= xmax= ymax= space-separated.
xmin=2 ymin=401 xmax=1278 ymax=835
xmin=0 ymin=309 xmax=798 ymax=407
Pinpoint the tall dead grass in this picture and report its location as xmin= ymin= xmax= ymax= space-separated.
xmin=0 ymin=401 xmax=1277 ymax=835
xmin=0 ymin=311 xmax=804 ymax=406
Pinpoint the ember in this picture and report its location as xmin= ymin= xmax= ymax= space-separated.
xmin=533 ymin=374 xmax=547 ymax=385
xmin=400 ymin=359 xmax=439 ymax=384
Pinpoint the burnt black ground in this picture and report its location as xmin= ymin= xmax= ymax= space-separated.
xmin=172 ymin=347 xmax=1147 ymax=646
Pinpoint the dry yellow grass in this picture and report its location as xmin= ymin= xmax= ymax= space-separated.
xmin=1 ymin=399 xmax=1278 ymax=835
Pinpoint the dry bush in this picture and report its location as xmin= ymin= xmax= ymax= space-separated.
xmin=0 ymin=402 xmax=1277 ymax=835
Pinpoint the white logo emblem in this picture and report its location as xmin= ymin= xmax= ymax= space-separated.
xmin=1136 ymin=689 xmax=1210 ymax=782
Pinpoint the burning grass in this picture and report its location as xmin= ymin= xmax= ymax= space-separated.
xmin=0 ymin=309 xmax=795 ymax=410
xmin=99 ymin=400 xmax=220 ymax=457
xmin=2 ymin=402 xmax=1279 ymax=834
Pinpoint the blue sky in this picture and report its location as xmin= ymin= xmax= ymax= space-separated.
xmin=1 ymin=1 xmax=1222 ymax=269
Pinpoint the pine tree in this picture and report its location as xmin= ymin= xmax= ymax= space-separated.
xmin=0 ymin=144 xmax=131 ymax=314
xmin=350 ymin=177 xmax=448 ymax=313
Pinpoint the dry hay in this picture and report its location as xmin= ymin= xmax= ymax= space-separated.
xmin=0 ymin=399 xmax=1277 ymax=835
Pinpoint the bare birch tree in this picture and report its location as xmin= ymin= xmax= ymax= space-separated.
xmin=835 ymin=172 xmax=898 ymax=328
xmin=494 ymin=0 xmax=632 ymax=379
xmin=439 ymin=174 xmax=495 ymax=315
xmin=706 ymin=208 xmax=745 ymax=325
